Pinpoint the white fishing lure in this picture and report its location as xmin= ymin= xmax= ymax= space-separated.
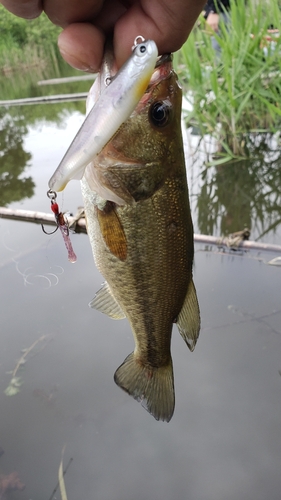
xmin=48 ymin=39 xmax=158 ymax=192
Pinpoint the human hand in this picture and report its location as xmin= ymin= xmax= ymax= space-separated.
xmin=205 ymin=12 xmax=220 ymax=32
xmin=0 ymin=0 xmax=206 ymax=70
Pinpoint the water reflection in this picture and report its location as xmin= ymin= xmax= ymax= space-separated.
xmin=0 ymin=237 xmax=280 ymax=500
xmin=2 ymin=117 xmax=280 ymax=244
xmin=0 ymin=52 xmax=90 ymax=101
xmin=0 ymin=65 xmax=88 ymax=205
xmin=0 ymin=70 xmax=280 ymax=500
xmin=2 ymin=66 xmax=281 ymax=245
xmin=0 ymin=109 xmax=34 ymax=205
xmin=196 ymin=135 xmax=281 ymax=240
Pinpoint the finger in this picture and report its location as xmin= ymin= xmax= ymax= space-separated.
xmin=43 ymin=0 xmax=103 ymax=27
xmin=1 ymin=0 xmax=42 ymax=18
xmin=58 ymin=23 xmax=105 ymax=72
xmin=113 ymin=0 xmax=206 ymax=67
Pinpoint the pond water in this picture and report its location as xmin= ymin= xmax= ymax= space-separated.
xmin=0 ymin=69 xmax=281 ymax=500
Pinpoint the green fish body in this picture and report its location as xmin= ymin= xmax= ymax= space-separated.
xmin=81 ymin=55 xmax=200 ymax=422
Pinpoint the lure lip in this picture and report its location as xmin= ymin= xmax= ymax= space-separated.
xmin=48 ymin=39 xmax=158 ymax=193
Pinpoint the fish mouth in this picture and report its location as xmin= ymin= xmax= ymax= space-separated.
xmin=155 ymin=53 xmax=173 ymax=67
xmin=146 ymin=53 xmax=173 ymax=89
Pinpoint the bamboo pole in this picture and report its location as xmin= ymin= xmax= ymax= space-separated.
xmin=193 ymin=233 xmax=281 ymax=253
xmin=1 ymin=207 xmax=280 ymax=253
xmin=0 ymin=93 xmax=88 ymax=106
xmin=0 ymin=207 xmax=86 ymax=233
xmin=37 ymin=75 xmax=96 ymax=85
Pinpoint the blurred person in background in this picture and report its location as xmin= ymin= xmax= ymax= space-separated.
xmin=204 ymin=0 xmax=231 ymax=55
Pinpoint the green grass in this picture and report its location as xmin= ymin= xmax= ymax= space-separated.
xmin=176 ymin=0 xmax=281 ymax=159
xmin=0 ymin=5 xmax=61 ymax=74
xmin=0 ymin=5 xmax=81 ymax=99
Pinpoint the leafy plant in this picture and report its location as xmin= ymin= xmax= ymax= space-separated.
xmin=177 ymin=0 xmax=281 ymax=158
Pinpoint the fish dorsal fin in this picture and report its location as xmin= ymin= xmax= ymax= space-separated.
xmin=176 ymin=279 xmax=200 ymax=352
xmin=89 ymin=282 xmax=126 ymax=320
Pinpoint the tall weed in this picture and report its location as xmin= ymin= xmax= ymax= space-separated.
xmin=177 ymin=0 xmax=281 ymax=158
xmin=0 ymin=5 xmax=61 ymax=75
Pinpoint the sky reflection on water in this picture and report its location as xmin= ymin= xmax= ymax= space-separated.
xmin=0 ymin=229 xmax=280 ymax=500
xmin=0 ymin=99 xmax=280 ymax=500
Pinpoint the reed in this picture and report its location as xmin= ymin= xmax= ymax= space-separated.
xmin=0 ymin=5 xmax=61 ymax=75
xmin=1 ymin=44 xmax=48 ymax=75
xmin=177 ymin=0 xmax=281 ymax=159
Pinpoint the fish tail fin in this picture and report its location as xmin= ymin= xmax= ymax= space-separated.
xmin=114 ymin=353 xmax=174 ymax=422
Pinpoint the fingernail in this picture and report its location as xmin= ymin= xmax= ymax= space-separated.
xmin=58 ymin=40 xmax=94 ymax=72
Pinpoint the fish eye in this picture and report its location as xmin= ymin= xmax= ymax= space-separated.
xmin=149 ymin=101 xmax=172 ymax=127
xmin=135 ymin=44 xmax=147 ymax=56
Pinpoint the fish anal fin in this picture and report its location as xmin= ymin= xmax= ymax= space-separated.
xmin=89 ymin=282 xmax=126 ymax=319
xmin=176 ymin=279 xmax=200 ymax=352
xmin=97 ymin=203 xmax=127 ymax=261
xmin=114 ymin=353 xmax=174 ymax=422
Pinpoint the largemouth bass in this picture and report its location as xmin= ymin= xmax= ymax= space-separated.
xmin=49 ymin=39 xmax=158 ymax=192
xmin=81 ymin=48 xmax=200 ymax=422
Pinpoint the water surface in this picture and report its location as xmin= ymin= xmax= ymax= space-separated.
xmin=0 ymin=73 xmax=280 ymax=500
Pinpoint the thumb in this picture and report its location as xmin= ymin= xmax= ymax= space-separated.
xmin=58 ymin=23 xmax=105 ymax=72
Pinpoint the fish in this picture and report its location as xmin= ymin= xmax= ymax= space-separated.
xmin=81 ymin=48 xmax=200 ymax=422
xmin=48 ymin=39 xmax=158 ymax=192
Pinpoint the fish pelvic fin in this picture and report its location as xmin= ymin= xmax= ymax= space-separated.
xmin=176 ymin=279 xmax=200 ymax=352
xmin=114 ymin=353 xmax=175 ymax=422
xmin=89 ymin=282 xmax=126 ymax=320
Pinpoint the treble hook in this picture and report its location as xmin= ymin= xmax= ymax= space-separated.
xmin=41 ymin=189 xmax=77 ymax=263
xmin=41 ymin=190 xmax=59 ymax=235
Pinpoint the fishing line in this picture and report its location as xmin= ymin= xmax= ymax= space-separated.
xmin=0 ymin=225 xmax=64 ymax=287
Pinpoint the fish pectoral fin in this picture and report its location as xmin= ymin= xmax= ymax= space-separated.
xmin=114 ymin=353 xmax=174 ymax=422
xmin=89 ymin=282 xmax=126 ymax=320
xmin=97 ymin=205 xmax=127 ymax=261
xmin=176 ymin=279 xmax=200 ymax=352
